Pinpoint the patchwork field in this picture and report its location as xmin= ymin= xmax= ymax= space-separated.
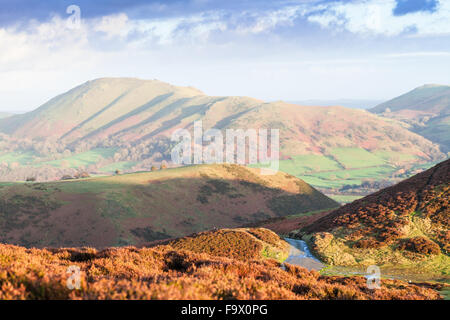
xmin=252 ymin=147 xmax=440 ymax=203
xmin=41 ymin=148 xmax=118 ymax=168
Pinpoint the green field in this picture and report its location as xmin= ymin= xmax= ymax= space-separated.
xmin=252 ymin=148 xmax=401 ymax=190
xmin=0 ymin=148 xmax=118 ymax=169
xmin=373 ymin=150 xmax=417 ymax=163
xmin=276 ymin=155 xmax=342 ymax=175
xmin=0 ymin=151 xmax=35 ymax=165
xmin=98 ymin=161 xmax=138 ymax=173
xmin=300 ymin=165 xmax=397 ymax=188
xmin=251 ymin=147 xmax=439 ymax=193
xmin=42 ymin=148 xmax=117 ymax=168
xmin=329 ymin=147 xmax=386 ymax=169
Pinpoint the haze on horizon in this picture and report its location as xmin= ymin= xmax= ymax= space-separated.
xmin=1 ymin=0 xmax=450 ymax=113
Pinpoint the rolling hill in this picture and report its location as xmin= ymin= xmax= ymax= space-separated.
xmin=0 ymin=78 xmax=445 ymax=199
xmin=0 ymin=164 xmax=338 ymax=248
xmin=0 ymin=227 xmax=444 ymax=300
xmin=0 ymin=78 xmax=442 ymax=159
xmin=370 ymin=84 xmax=450 ymax=152
xmin=297 ymin=159 xmax=449 ymax=276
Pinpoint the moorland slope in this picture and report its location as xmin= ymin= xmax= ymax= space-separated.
xmin=0 ymin=164 xmax=338 ymax=248
xmin=0 ymin=227 xmax=444 ymax=300
xmin=297 ymin=159 xmax=449 ymax=276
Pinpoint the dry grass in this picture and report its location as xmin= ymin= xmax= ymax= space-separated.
xmin=168 ymin=228 xmax=289 ymax=262
xmin=0 ymin=228 xmax=445 ymax=300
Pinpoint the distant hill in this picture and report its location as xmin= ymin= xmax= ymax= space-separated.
xmin=0 ymin=78 xmax=440 ymax=160
xmin=371 ymin=84 xmax=450 ymax=115
xmin=0 ymin=164 xmax=338 ymax=248
xmin=1 ymin=227 xmax=443 ymax=300
xmin=298 ymin=159 xmax=449 ymax=275
xmin=370 ymin=84 xmax=450 ymax=152
xmin=0 ymin=78 xmax=445 ymax=200
xmin=289 ymin=99 xmax=383 ymax=109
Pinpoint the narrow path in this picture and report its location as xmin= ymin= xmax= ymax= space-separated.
xmin=283 ymin=238 xmax=324 ymax=271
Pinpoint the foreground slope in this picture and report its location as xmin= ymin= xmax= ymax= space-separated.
xmin=298 ymin=159 xmax=449 ymax=275
xmin=371 ymin=84 xmax=450 ymax=152
xmin=0 ymin=164 xmax=338 ymax=248
xmin=0 ymin=228 xmax=444 ymax=300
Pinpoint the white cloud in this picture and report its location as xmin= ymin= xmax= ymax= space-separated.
xmin=126 ymin=6 xmax=303 ymax=44
xmin=306 ymin=0 xmax=450 ymax=36
xmin=131 ymin=12 xmax=228 ymax=45
xmin=93 ymin=14 xmax=131 ymax=39
xmin=1 ymin=2 xmax=450 ymax=112
xmin=383 ymin=51 xmax=450 ymax=58
xmin=233 ymin=6 xmax=301 ymax=34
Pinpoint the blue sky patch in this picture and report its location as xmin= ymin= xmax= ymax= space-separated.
xmin=393 ymin=0 xmax=438 ymax=16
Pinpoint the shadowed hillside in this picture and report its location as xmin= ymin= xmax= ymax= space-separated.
xmin=0 ymin=227 xmax=445 ymax=300
xmin=0 ymin=164 xmax=338 ymax=248
xmin=297 ymin=159 xmax=449 ymax=275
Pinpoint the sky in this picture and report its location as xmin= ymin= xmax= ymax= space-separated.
xmin=0 ymin=0 xmax=449 ymax=112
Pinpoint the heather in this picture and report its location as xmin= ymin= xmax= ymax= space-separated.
xmin=0 ymin=228 xmax=445 ymax=300
xmin=296 ymin=159 xmax=450 ymax=274
xmin=0 ymin=164 xmax=337 ymax=248
xmin=168 ymin=228 xmax=289 ymax=262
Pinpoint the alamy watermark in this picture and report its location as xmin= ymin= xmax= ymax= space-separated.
xmin=170 ymin=121 xmax=280 ymax=175
xmin=366 ymin=265 xmax=381 ymax=289
xmin=66 ymin=265 xmax=81 ymax=290
xmin=66 ymin=4 xmax=81 ymax=30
